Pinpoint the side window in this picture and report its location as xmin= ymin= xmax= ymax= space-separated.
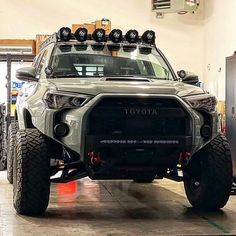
xmin=36 ymin=49 xmax=48 ymax=76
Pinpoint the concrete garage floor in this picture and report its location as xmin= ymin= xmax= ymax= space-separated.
xmin=0 ymin=172 xmax=236 ymax=236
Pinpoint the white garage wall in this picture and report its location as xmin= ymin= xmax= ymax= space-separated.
xmin=0 ymin=62 xmax=31 ymax=103
xmin=203 ymin=0 xmax=236 ymax=100
xmin=0 ymin=63 xmax=7 ymax=104
xmin=0 ymin=0 xmax=204 ymax=79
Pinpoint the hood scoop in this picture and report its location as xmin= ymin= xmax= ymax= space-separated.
xmin=103 ymin=77 xmax=151 ymax=82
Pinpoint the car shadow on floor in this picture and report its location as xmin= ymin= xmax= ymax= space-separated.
xmin=42 ymin=180 xmax=229 ymax=221
xmin=16 ymin=180 xmax=234 ymax=235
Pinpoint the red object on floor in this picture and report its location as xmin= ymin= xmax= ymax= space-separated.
xmin=58 ymin=181 xmax=77 ymax=195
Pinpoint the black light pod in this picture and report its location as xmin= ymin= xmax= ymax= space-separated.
xmin=109 ymin=29 xmax=123 ymax=43
xmin=139 ymin=46 xmax=152 ymax=55
xmin=54 ymin=123 xmax=69 ymax=137
xmin=142 ymin=30 xmax=156 ymax=45
xmin=58 ymin=45 xmax=72 ymax=52
xmin=74 ymin=27 xmax=88 ymax=42
xmin=177 ymin=70 xmax=187 ymax=79
xmin=125 ymin=30 xmax=139 ymax=43
xmin=107 ymin=44 xmax=121 ymax=51
xmin=92 ymin=28 xmax=106 ymax=42
xmin=58 ymin=27 xmax=71 ymax=41
xmin=200 ymin=125 xmax=212 ymax=139
xmin=75 ymin=44 xmax=88 ymax=51
xmin=44 ymin=66 xmax=53 ymax=76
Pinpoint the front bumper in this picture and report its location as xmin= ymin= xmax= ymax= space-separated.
xmin=86 ymin=135 xmax=192 ymax=148
xmin=37 ymin=94 xmax=219 ymax=159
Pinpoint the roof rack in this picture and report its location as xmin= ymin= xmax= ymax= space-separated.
xmin=39 ymin=33 xmax=57 ymax=52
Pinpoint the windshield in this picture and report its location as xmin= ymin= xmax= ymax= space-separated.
xmin=49 ymin=43 xmax=174 ymax=80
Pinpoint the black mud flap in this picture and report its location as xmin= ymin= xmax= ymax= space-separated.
xmin=231 ymin=180 xmax=236 ymax=195
xmin=0 ymin=103 xmax=8 ymax=171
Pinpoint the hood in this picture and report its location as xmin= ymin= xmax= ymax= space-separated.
xmin=48 ymin=77 xmax=206 ymax=97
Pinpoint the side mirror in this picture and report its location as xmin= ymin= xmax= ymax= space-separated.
xmin=16 ymin=67 xmax=38 ymax=82
xmin=177 ymin=70 xmax=199 ymax=85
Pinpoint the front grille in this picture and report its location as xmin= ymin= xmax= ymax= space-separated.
xmin=88 ymin=97 xmax=191 ymax=136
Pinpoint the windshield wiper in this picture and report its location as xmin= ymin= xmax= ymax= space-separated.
xmin=49 ymin=74 xmax=167 ymax=80
xmin=50 ymin=74 xmax=96 ymax=78
xmin=102 ymin=75 xmax=166 ymax=79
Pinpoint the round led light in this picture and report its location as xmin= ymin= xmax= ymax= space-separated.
xmin=58 ymin=27 xmax=71 ymax=41
xmin=177 ymin=70 xmax=187 ymax=79
xmin=92 ymin=28 xmax=106 ymax=42
xmin=54 ymin=123 xmax=69 ymax=137
xmin=109 ymin=29 xmax=123 ymax=43
xmin=201 ymin=125 xmax=212 ymax=139
xmin=74 ymin=27 xmax=88 ymax=42
xmin=142 ymin=30 xmax=155 ymax=44
xmin=44 ymin=66 xmax=53 ymax=76
xmin=125 ymin=30 xmax=139 ymax=43
xmin=71 ymin=97 xmax=83 ymax=106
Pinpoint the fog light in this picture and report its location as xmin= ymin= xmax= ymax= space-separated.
xmin=54 ymin=123 xmax=69 ymax=137
xmin=201 ymin=125 xmax=212 ymax=139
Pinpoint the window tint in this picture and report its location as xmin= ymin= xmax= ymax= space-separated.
xmin=50 ymin=45 xmax=174 ymax=80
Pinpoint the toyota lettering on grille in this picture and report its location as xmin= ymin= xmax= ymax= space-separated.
xmin=124 ymin=108 xmax=158 ymax=116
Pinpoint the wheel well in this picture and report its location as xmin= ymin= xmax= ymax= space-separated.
xmin=24 ymin=110 xmax=35 ymax=128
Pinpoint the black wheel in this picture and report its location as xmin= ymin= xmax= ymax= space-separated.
xmin=7 ymin=121 xmax=18 ymax=184
xmin=13 ymin=129 xmax=50 ymax=216
xmin=133 ymin=175 xmax=156 ymax=183
xmin=184 ymin=134 xmax=233 ymax=210
xmin=0 ymin=110 xmax=6 ymax=170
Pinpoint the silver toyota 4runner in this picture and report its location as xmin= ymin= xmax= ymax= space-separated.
xmin=7 ymin=27 xmax=232 ymax=216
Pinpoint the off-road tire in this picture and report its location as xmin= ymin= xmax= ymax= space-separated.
xmin=0 ymin=110 xmax=6 ymax=170
xmin=13 ymin=129 xmax=50 ymax=216
xmin=184 ymin=134 xmax=233 ymax=210
xmin=7 ymin=121 xmax=18 ymax=184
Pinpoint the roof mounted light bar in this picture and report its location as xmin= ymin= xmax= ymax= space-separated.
xmin=109 ymin=29 xmax=123 ymax=43
xmin=142 ymin=30 xmax=156 ymax=45
xmin=58 ymin=27 xmax=71 ymax=41
xmin=39 ymin=27 xmax=156 ymax=52
xmin=92 ymin=28 xmax=106 ymax=42
xmin=125 ymin=30 xmax=139 ymax=44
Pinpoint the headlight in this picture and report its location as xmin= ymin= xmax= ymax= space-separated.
xmin=183 ymin=94 xmax=217 ymax=112
xmin=43 ymin=90 xmax=92 ymax=109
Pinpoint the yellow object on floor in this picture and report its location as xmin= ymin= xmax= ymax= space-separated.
xmin=10 ymin=104 xmax=15 ymax=117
